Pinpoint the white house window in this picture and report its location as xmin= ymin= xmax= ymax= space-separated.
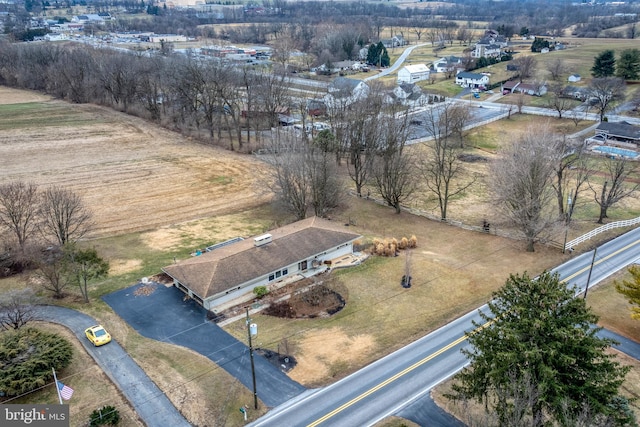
xmin=276 ymin=271 xmax=281 ymax=278
xmin=269 ymin=274 xmax=275 ymax=281
xmin=283 ymin=268 xmax=288 ymax=275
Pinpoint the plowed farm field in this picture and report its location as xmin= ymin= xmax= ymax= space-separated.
xmin=0 ymin=87 xmax=272 ymax=238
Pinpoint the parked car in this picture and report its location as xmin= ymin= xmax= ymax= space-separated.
xmin=85 ymin=325 xmax=112 ymax=346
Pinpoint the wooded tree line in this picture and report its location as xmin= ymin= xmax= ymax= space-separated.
xmin=0 ymin=41 xmax=298 ymax=150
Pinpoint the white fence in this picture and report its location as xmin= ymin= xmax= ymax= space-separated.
xmin=565 ymin=216 xmax=640 ymax=251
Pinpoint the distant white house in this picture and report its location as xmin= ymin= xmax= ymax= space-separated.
xmin=397 ymin=64 xmax=430 ymax=84
xmin=433 ymin=56 xmax=462 ymax=73
xmin=324 ymin=77 xmax=370 ymax=108
xmin=392 ymin=83 xmax=426 ymax=106
xmin=568 ymin=74 xmax=581 ymax=83
xmin=472 ymin=35 xmax=508 ymax=58
xmin=455 ymin=71 xmax=489 ymax=89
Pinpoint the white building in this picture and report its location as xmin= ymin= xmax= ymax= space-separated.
xmin=455 ymin=71 xmax=490 ymax=89
xmin=397 ymin=64 xmax=430 ymax=84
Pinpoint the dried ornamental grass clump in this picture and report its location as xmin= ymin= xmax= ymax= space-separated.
xmin=371 ymin=236 xmax=417 ymax=257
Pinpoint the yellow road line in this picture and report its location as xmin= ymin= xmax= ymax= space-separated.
xmin=307 ymin=238 xmax=640 ymax=427
xmin=562 ymin=238 xmax=640 ymax=283
xmin=306 ymin=320 xmax=492 ymax=427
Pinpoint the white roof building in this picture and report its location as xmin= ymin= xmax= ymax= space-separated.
xmin=397 ymin=64 xmax=430 ymax=84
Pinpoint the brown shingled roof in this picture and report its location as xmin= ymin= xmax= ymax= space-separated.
xmin=162 ymin=217 xmax=361 ymax=300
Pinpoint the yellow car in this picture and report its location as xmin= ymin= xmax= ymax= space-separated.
xmin=85 ymin=325 xmax=112 ymax=346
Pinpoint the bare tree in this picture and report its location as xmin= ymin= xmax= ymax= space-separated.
xmin=271 ymin=35 xmax=295 ymax=71
xmin=513 ymin=55 xmax=537 ymax=82
xmin=547 ymin=58 xmax=566 ymax=81
xmin=588 ymin=77 xmax=626 ymax=121
xmin=589 ymin=157 xmax=640 ymax=224
xmin=332 ymin=92 xmax=385 ymax=197
xmin=515 ymin=92 xmax=527 ymax=114
xmin=136 ymin=55 xmax=167 ymax=122
xmin=0 ymin=181 xmax=40 ymax=251
xmin=33 ymin=248 xmax=71 ymax=299
xmin=546 ymin=83 xmax=572 ymax=118
xmin=265 ymin=130 xmax=343 ymax=220
xmin=371 ymin=112 xmax=416 ymax=213
xmin=550 ymin=137 xmax=592 ymax=223
xmin=266 ymin=132 xmax=310 ymax=219
xmin=456 ymin=27 xmax=470 ymax=45
xmin=308 ymin=142 xmax=344 ymax=218
xmin=409 ymin=20 xmax=425 ymax=41
xmin=39 ymin=186 xmax=93 ymax=246
xmin=0 ymin=288 xmax=40 ymax=330
xmin=419 ymin=103 xmax=476 ymax=220
xmin=96 ymin=52 xmax=140 ymax=112
xmin=491 ymin=126 xmax=559 ymax=251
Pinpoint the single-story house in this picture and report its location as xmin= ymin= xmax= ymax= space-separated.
xmin=397 ymin=64 xmax=430 ymax=84
xmin=501 ymin=80 xmax=520 ymax=94
xmin=590 ymin=121 xmax=640 ymax=146
xmin=568 ymin=74 xmax=581 ymax=83
xmin=162 ymin=217 xmax=362 ymax=311
xmin=563 ymin=85 xmax=590 ymax=101
xmin=502 ymin=80 xmax=547 ymax=96
xmin=455 ymin=71 xmax=489 ymax=89
xmin=515 ymin=82 xmax=547 ymax=96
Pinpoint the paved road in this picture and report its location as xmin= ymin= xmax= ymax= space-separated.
xmin=37 ymin=305 xmax=190 ymax=427
xmin=249 ymin=227 xmax=640 ymax=427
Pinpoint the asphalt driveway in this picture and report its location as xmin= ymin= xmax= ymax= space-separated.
xmin=37 ymin=305 xmax=189 ymax=427
xmin=102 ymin=282 xmax=306 ymax=408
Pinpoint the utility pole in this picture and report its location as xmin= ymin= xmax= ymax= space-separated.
xmin=584 ymin=247 xmax=597 ymax=300
xmin=246 ymin=307 xmax=258 ymax=410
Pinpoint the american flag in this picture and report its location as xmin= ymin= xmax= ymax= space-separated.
xmin=57 ymin=381 xmax=74 ymax=400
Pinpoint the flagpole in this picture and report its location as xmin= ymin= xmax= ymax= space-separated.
xmin=52 ymin=368 xmax=63 ymax=405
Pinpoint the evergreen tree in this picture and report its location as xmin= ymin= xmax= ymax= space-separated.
xmin=448 ymin=271 xmax=631 ymax=426
xmin=616 ymin=49 xmax=640 ymax=80
xmin=367 ymin=41 xmax=390 ymax=67
xmin=0 ymin=328 xmax=73 ymax=397
xmin=592 ymin=50 xmax=616 ymax=77
xmin=89 ymin=405 xmax=120 ymax=426
xmin=615 ymin=265 xmax=640 ymax=320
xmin=366 ymin=43 xmax=380 ymax=65
xmin=380 ymin=43 xmax=390 ymax=67
xmin=530 ymin=37 xmax=550 ymax=52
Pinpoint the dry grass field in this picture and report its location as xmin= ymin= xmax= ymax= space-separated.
xmin=0 ymin=87 xmax=272 ymax=239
